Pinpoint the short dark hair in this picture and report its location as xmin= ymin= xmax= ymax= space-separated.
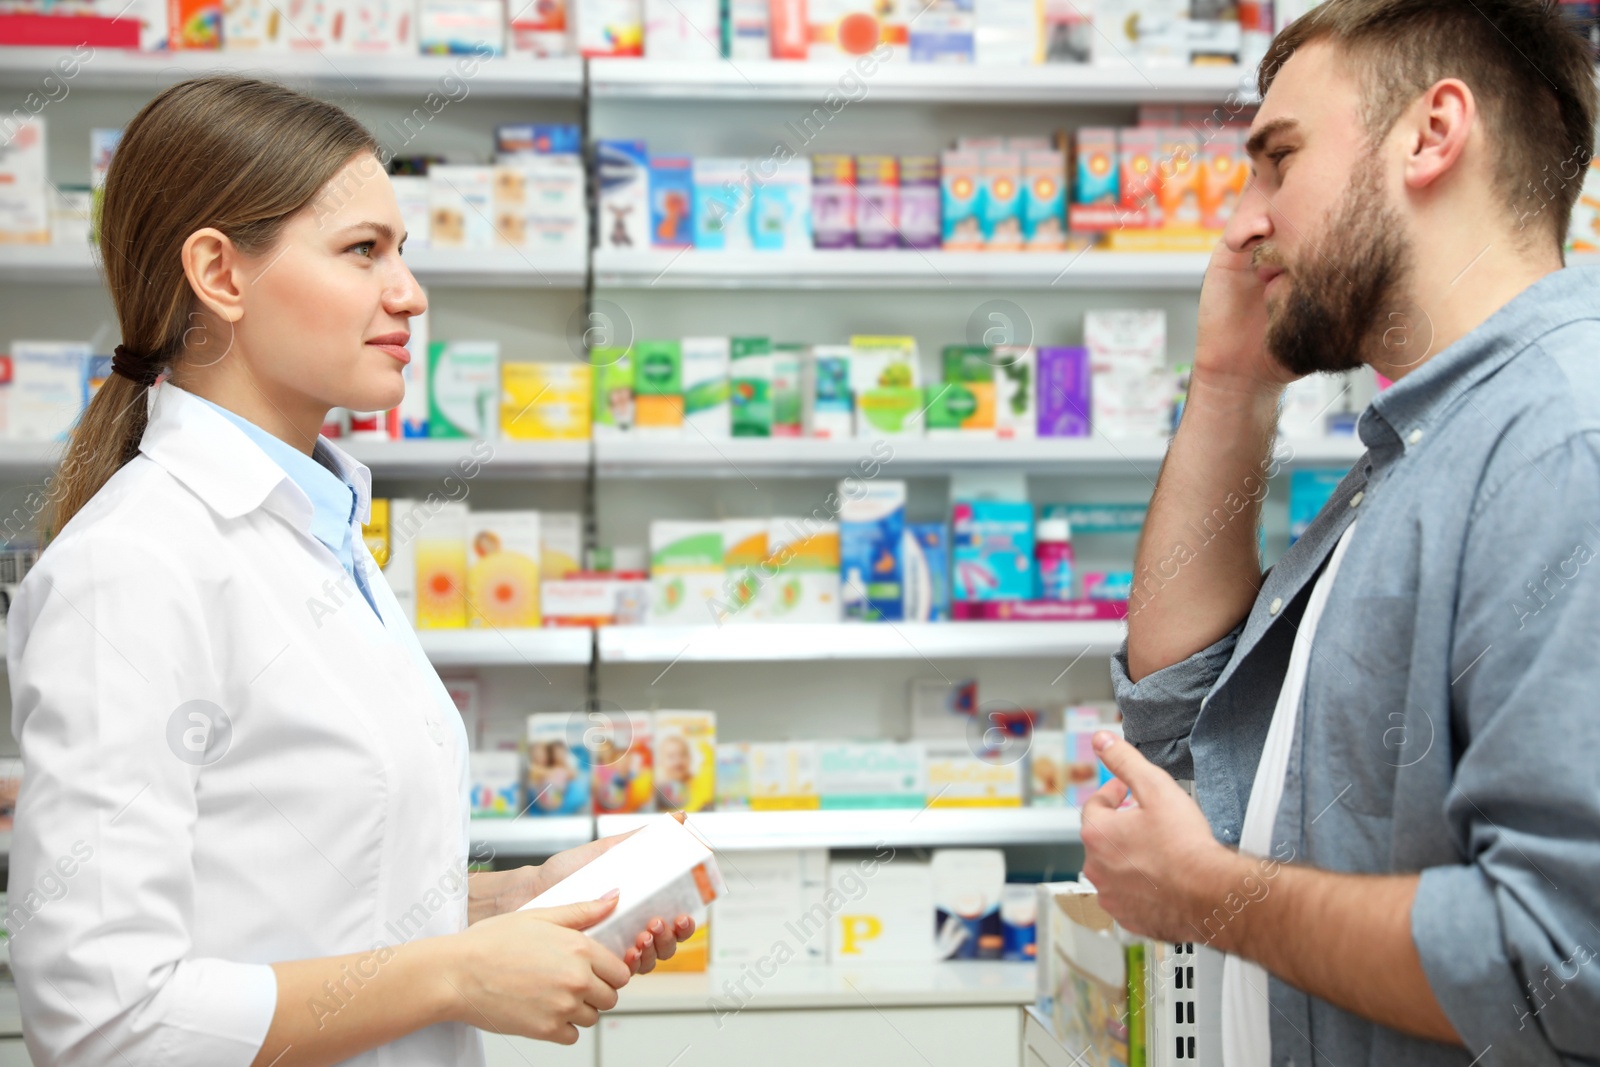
xmin=1259 ymin=0 xmax=1598 ymax=249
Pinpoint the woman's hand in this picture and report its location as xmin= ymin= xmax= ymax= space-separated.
xmin=441 ymin=895 xmax=631 ymax=1045
xmin=467 ymin=817 xmax=699 ymax=974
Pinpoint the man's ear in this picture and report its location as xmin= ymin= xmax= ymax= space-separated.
xmin=181 ymin=227 xmax=247 ymax=325
xmin=1402 ymin=77 xmax=1475 ymax=192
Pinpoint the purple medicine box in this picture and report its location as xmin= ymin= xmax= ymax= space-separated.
xmin=1037 ymin=346 xmax=1091 ymax=437
xmin=897 ymin=155 xmax=942 ymax=250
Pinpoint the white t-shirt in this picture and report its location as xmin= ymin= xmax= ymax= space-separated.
xmin=1221 ymin=522 xmax=1358 ymax=1067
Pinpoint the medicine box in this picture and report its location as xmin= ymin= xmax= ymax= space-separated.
xmin=941 ymin=149 xmax=985 ymax=250
xmin=521 ymin=814 xmax=724 ymax=961
xmin=632 ymin=339 xmax=684 ymax=437
xmin=591 ymin=348 xmax=634 ymax=436
xmin=590 ymin=710 xmax=654 ymax=814
xmin=903 ymin=522 xmax=950 ymax=622
xmin=1037 ymin=346 xmax=1091 ymax=437
xmin=980 ymin=150 xmax=1023 ymax=250
xmin=0 ymin=120 xmax=48 ymax=244
xmin=772 ymin=343 xmax=804 ymax=436
xmin=932 ymin=849 xmax=1006 ymax=960
xmin=692 ymin=158 xmax=753 ymax=251
xmin=715 ymin=741 xmax=752 ymax=811
xmin=649 ymin=520 xmax=723 ymax=625
xmin=9 ymin=341 xmax=86 ymax=441
xmin=1062 ymin=708 xmax=1106 ymax=809
xmin=952 ymin=499 xmax=1035 ymax=602
xmin=761 ymin=519 xmax=842 ymax=623
xmin=851 ymin=335 xmax=921 ymax=438
xmin=418 ymin=0 xmax=504 ymax=52
xmin=910 ymin=677 xmax=977 ymax=740
xmin=817 ymin=742 xmax=927 ymax=809
xmin=829 ymin=857 xmax=935 ymax=963
xmin=501 ymin=361 xmax=590 ymax=440
xmin=681 ymin=336 xmax=731 ymax=438
xmin=804 ymin=344 xmax=854 ymax=439
xmin=710 ymin=849 xmax=829 ymax=966
xmin=525 ymin=713 xmax=592 ymax=815
xmin=649 ymin=155 xmax=695 ymax=249
xmin=468 ymin=750 xmax=522 ymax=816
xmin=855 ymin=154 xmax=900 ymax=249
xmin=750 ymin=741 xmax=820 ymax=810
xmin=597 ymin=139 xmax=650 ymax=249
xmin=654 ymin=710 xmax=716 ymax=812
xmin=730 ymin=336 xmax=773 ymax=437
xmin=576 ymin=0 xmax=644 ymax=55
xmin=898 ymin=154 xmax=942 ymax=250
xmin=718 ymin=518 xmax=768 ymax=622
xmin=508 ymin=0 xmax=571 ymax=54
xmin=840 ymin=479 xmax=907 ymax=621
xmin=413 ymin=502 xmax=469 ymax=629
xmin=812 ymin=153 xmax=856 ymax=249
xmin=643 ymin=0 xmax=719 ymax=57
xmin=1028 ymin=729 xmax=1066 ymax=807
xmin=924 ymin=740 xmax=1024 ymax=807
xmin=1021 ymin=149 xmax=1067 ymax=251
xmin=751 ymin=157 xmax=813 ymax=252
xmin=425 ymin=341 xmax=499 ymax=439
xmin=991 ymin=345 xmax=1036 ymax=439
xmin=540 ymin=512 xmax=583 ymax=579
xmin=428 ymin=165 xmax=494 ymax=248
xmin=466 ymin=510 xmax=542 ymax=628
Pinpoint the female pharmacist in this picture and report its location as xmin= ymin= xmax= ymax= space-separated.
xmin=5 ymin=76 xmax=691 ymax=1067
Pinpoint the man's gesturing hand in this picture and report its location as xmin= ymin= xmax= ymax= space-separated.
xmin=1079 ymin=731 xmax=1249 ymax=945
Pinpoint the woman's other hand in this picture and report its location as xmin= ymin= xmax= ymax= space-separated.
xmin=443 ymin=894 xmax=630 ymax=1045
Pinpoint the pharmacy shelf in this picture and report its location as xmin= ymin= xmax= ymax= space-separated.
xmin=614 ymin=960 xmax=1036 ymax=1013
xmin=0 ymin=243 xmax=101 ymax=285
xmin=588 ymin=57 xmax=1256 ymax=104
xmin=596 ymin=621 xmax=1127 ymax=664
xmin=417 ymin=627 xmax=592 ymax=667
xmin=594 ymin=434 xmax=1366 ymax=479
xmin=0 ymin=47 xmax=583 ymax=98
xmin=599 ymin=808 xmax=1082 ymax=851
xmin=0 ymin=243 xmax=584 ymax=289
xmin=592 ymin=248 xmax=1212 ymax=290
xmin=340 ymin=439 xmax=590 ymax=480
xmin=469 ymin=816 xmax=593 ymax=856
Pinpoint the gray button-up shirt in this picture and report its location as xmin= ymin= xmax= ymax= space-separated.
xmin=1111 ymin=264 xmax=1600 ymax=1066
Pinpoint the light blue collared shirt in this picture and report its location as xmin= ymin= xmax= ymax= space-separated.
xmin=193 ymin=395 xmax=381 ymax=620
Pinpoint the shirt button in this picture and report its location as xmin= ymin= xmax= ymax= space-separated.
xmin=1349 ymin=491 xmax=1365 ymax=508
xmin=1269 ymin=597 xmax=1283 ymax=616
xmin=1407 ymin=428 xmax=1423 ymax=445
xmin=427 ymin=719 xmax=446 ymax=745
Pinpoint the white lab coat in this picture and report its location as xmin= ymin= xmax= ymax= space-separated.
xmin=6 ymin=380 xmax=485 ymax=1067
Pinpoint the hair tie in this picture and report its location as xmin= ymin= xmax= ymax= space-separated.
xmin=111 ymin=344 xmax=161 ymax=388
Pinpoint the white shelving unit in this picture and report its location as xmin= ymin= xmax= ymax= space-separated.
xmin=0 ymin=47 xmax=583 ymax=97
xmin=594 ymin=434 xmax=1365 ymax=478
xmin=338 ymin=439 xmax=590 ymax=479
xmin=417 ymin=627 xmax=593 ymax=667
xmin=0 ymin=243 xmax=585 ymax=290
xmin=613 ymin=960 xmax=1036 ymax=1012
xmin=599 ymin=808 xmax=1081 ymax=851
xmin=588 ymin=57 xmax=1256 ymax=104
xmin=469 ymin=815 xmax=593 ymax=856
xmin=596 ymin=621 xmax=1126 ymax=664
xmin=592 ymin=248 xmax=1212 ymax=290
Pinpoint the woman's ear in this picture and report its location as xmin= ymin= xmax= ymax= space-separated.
xmin=181 ymin=227 xmax=247 ymax=324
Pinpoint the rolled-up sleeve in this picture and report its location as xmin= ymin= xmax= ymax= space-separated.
xmin=6 ymin=531 xmax=277 ymax=1066
xmin=1411 ymin=430 xmax=1600 ymax=1063
xmin=1109 ymin=625 xmax=1241 ymax=782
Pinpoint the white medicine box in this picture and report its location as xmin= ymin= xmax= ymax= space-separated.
xmin=827 ymin=858 xmax=934 ymax=963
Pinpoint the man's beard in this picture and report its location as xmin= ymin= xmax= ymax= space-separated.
xmin=1261 ymin=160 xmax=1411 ymax=377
